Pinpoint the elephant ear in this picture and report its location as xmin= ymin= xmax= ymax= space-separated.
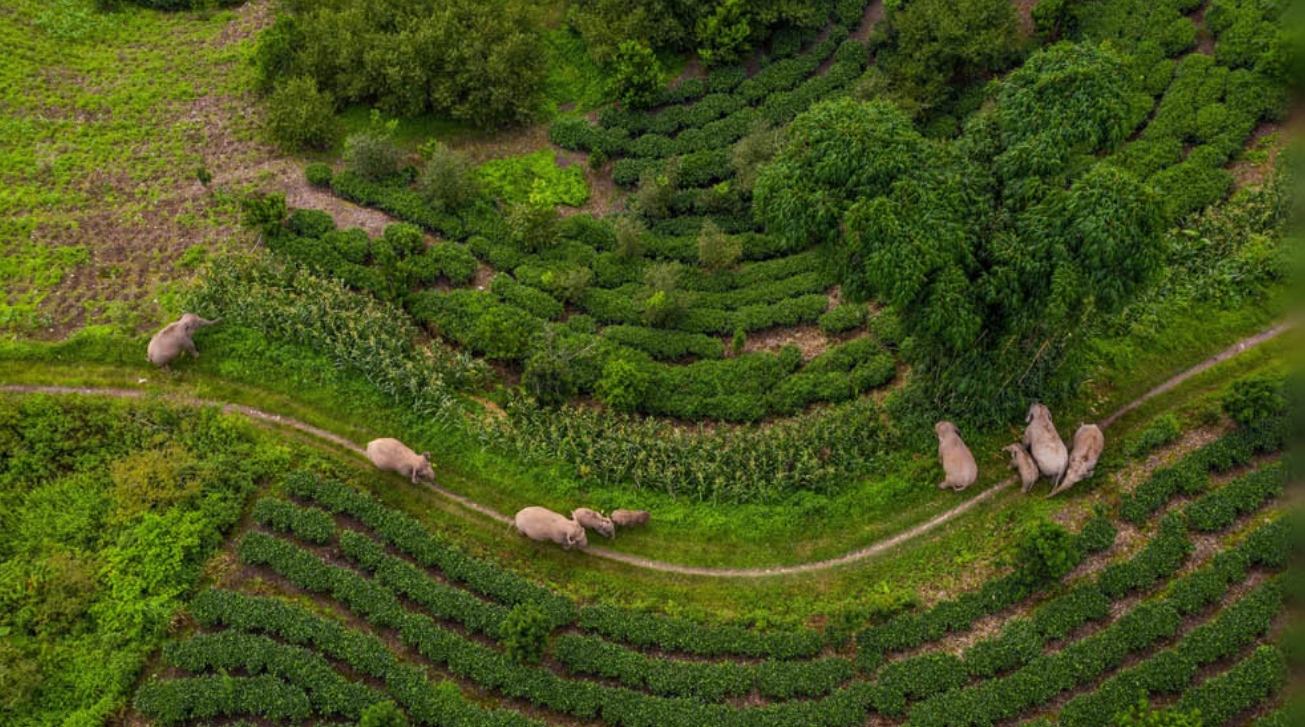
xmin=421 ymin=452 xmax=430 ymax=461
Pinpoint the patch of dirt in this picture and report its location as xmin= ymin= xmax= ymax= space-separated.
xmin=449 ymin=124 xmax=552 ymax=164
xmin=1191 ymin=3 xmax=1216 ymax=56
xmin=740 ymin=324 xmax=832 ymax=361
xmin=852 ymin=0 xmax=887 ymax=42
xmin=273 ymin=163 xmax=402 ymax=238
xmin=214 ymin=0 xmax=272 ymax=48
xmin=1229 ymin=103 xmax=1304 ymax=189
xmin=1012 ymin=0 xmax=1040 ymax=38
xmin=670 ymin=58 xmax=704 ymax=87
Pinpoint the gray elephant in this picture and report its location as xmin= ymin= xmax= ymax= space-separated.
xmin=1023 ymin=403 xmax=1068 ymax=487
xmin=611 ymin=509 xmax=650 ymax=527
xmin=514 ymin=507 xmax=587 ymax=550
xmin=1050 ymin=424 xmax=1104 ymax=497
xmin=365 ymin=438 xmax=434 ymax=484
xmin=935 ymin=421 xmax=978 ymax=491
xmin=146 ymin=313 xmax=221 ymax=368
xmin=572 ymin=508 xmax=615 ymax=539
xmin=1004 ymin=443 xmax=1041 ymax=493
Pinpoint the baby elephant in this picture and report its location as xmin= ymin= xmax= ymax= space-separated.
xmin=1050 ymin=424 xmax=1104 ymax=497
xmin=365 ymin=438 xmax=434 ymax=484
xmin=1024 ymin=403 xmax=1068 ymax=487
xmin=610 ymin=509 xmax=650 ymax=527
xmin=572 ymin=508 xmax=615 ymax=539
xmin=1004 ymin=444 xmax=1041 ymax=493
xmin=935 ymin=421 xmax=977 ymax=491
xmin=515 ymin=507 xmax=587 ymax=550
xmin=147 ymin=313 xmax=221 ymax=368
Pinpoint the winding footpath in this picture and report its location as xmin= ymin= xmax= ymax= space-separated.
xmin=1 ymin=321 xmax=1293 ymax=577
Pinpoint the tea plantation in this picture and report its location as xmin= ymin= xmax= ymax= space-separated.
xmin=0 ymin=0 xmax=1299 ymax=725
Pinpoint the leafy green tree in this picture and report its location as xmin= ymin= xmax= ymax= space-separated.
xmin=696 ymin=0 xmax=752 ymax=65
xmin=641 ymin=261 xmax=688 ymax=327
xmin=417 ymin=142 xmax=481 ymax=213
xmin=498 ymin=602 xmax=551 ymax=663
xmin=611 ymin=40 xmax=662 ymax=108
xmin=633 ymin=160 xmax=679 ymax=219
xmin=359 ymin=700 xmax=409 ymax=727
xmin=1222 ymin=374 xmax=1286 ymax=429
xmin=596 ymin=357 xmax=650 ymax=412
xmin=697 ymin=220 xmax=741 ymax=272
xmin=507 ymin=202 xmax=560 ymax=253
xmin=874 ymin=0 xmax=1020 ymax=114
xmin=264 ymin=76 xmax=337 ymax=151
xmin=612 ymin=215 xmax=647 ymax=259
xmin=343 ymin=111 xmax=404 ymax=182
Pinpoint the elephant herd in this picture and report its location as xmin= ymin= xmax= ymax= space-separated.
xmin=936 ymin=403 xmax=1104 ymax=498
xmin=362 ymin=435 xmax=649 ymax=551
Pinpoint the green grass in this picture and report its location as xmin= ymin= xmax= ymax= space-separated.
xmin=0 ymin=0 xmax=259 ymax=332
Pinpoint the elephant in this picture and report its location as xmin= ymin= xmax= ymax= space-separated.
xmin=146 ymin=313 xmax=221 ymax=368
xmin=1050 ymin=424 xmax=1104 ymax=497
xmin=1024 ymin=403 xmax=1068 ymax=487
xmin=611 ymin=509 xmax=650 ymax=527
xmin=935 ymin=421 xmax=978 ymax=491
xmin=572 ymin=508 xmax=615 ymax=539
xmin=514 ymin=507 xmax=587 ymax=550
xmin=1004 ymin=443 xmax=1041 ymax=493
xmin=365 ymin=438 xmax=434 ymax=484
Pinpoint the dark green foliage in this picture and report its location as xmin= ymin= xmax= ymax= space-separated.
xmin=264 ymin=76 xmax=336 ymax=151
xmin=612 ymin=40 xmax=662 ymax=108
xmin=499 ymin=602 xmax=551 ymax=664
xmin=1184 ymin=463 xmax=1284 ymax=532
xmin=134 ymin=674 xmax=312 ymax=725
xmin=416 ymin=142 xmax=481 ymax=213
xmin=1011 ymin=520 xmax=1081 ymax=588
xmin=360 ymin=700 xmax=410 ymax=727
xmin=1175 ymin=647 xmax=1288 ymax=726
xmin=0 ymin=395 xmax=286 ymax=727
xmin=304 ymin=162 xmax=333 ymax=187
xmin=602 ymin=325 xmax=724 ymax=361
xmin=287 ymin=208 xmax=334 ymax=239
xmin=255 ymin=0 xmax=546 ymax=128
xmin=1129 ymin=413 xmax=1183 ymax=458
xmin=251 ymin=497 xmax=336 ymax=545
xmin=818 ymin=303 xmax=867 ymax=334
xmin=1222 ymin=373 xmax=1287 ymax=429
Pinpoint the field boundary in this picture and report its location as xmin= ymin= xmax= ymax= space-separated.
xmin=0 ymin=320 xmax=1291 ymax=577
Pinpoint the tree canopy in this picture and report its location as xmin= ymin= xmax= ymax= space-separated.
xmin=755 ymin=43 xmax=1169 ymax=420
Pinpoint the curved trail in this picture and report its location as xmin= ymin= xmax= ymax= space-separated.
xmin=1 ymin=321 xmax=1291 ymax=577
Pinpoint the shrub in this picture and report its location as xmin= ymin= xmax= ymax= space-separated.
xmin=540 ymin=267 xmax=593 ymax=305
xmin=819 ymin=303 xmax=868 ymax=334
xmin=595 ymin=358 xmax=650 ymax=412
xmin=1011 ymin=520 xmax=1081 ymax=588
xmin=1222 ymin=373 xmax=1286 ymax=429
xmin=416 ymin=142 xmax=480 ymax=213
xmin=287 ymin=209 xmax=334 ymax=239
xmin=633 ymin=160 xmax=679 ymax=218
xmin=1116 ymin=698 xmax=1201 ymax=727
xmin=241 ymin=192 xmax=288 ymax=239
xmin=498 ymin=603 xmax=550 ymax=665
xmin=360 ymin=700 xmax=409 ymax=727
xmin=304 ymin=162 xmax=333 ymax=187
xmin=612 ymin=40 xmax=662 ymax=109
xmin=697 ymin=220 xmax=742 ymax=272
xmin=344 ymin=112 xmax=404 ymax=182
xmin=612 ymin=215 xmax=647 ymax=259
xmin=1128 ymin=413 xmax=1182 ymax=458
xmin=507 ymin=202 xmax=560 ymax=253
xmin=264 ymin=77 xmax=336 ymax=151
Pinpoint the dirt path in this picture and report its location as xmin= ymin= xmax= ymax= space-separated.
xmin=0 ymin=321 xmax=1291 ymax=577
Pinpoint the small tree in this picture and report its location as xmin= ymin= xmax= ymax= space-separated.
xmin=641 ymin=261 xmax=687 ymax=327
xmin=1010 ymin=520 xmax=1079 ymax=588
xmin=240 ymin=192 xmax=287 ymax=239
xmin=612 ymin=215 xmax=647 ymax=259
xmin=264 ymin=76 xmax=337 ymax=151
xmin=417 ymin=142 xmax=480 ymax=212
xmin=696 ymin=0 xmax=752 ymax=66
xmin=1222 ymin=374 xmax=1286 ymax=429
xmin=359 ymin=700 xmax=409 ymax=727
xmin=542 ymin=267 xmax=593 ymax=304
xmin=343 ymin=110 xmax=403 ymax=182
xmin=632 ymin=160 xmax=679 ymax=219
xmin=498 ymin=602 xmax=551 ymax=664
xmin=507 ymin=202 xmax=560 ymax=252
xmin=697 ymin=220 xmax=741 ymax=272
xmin=596 ymin=358 xmax=649 ymax=412
xmin=611 ymin=40 xmax=662 ymax=109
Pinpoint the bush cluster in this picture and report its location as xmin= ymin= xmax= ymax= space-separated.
xmin=1184 ymin=462 xmax=1285 ymax=532
xmin=251 ymin=497 xmax=336 ymax=545
xmin=135 ymin=674 xmax=311 ymax=725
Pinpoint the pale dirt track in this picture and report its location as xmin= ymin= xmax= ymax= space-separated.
xmin=0 ymin=321 xmax=1292 ymax=577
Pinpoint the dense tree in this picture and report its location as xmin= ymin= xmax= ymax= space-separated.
xmin=868 ymin=0 xmax=1021 ymax=115
xmin=611 ymin=40 xmax=662 ymax=108
xmin=755 ymin=44 xmax=1167 ymax=420
xmin=263 ymin=77 xmax=337 ymax=151
xmin=254 ymin=0 xmax=546 ymax=129
xmin=416 ymin=142 xmax=481 ymax=213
